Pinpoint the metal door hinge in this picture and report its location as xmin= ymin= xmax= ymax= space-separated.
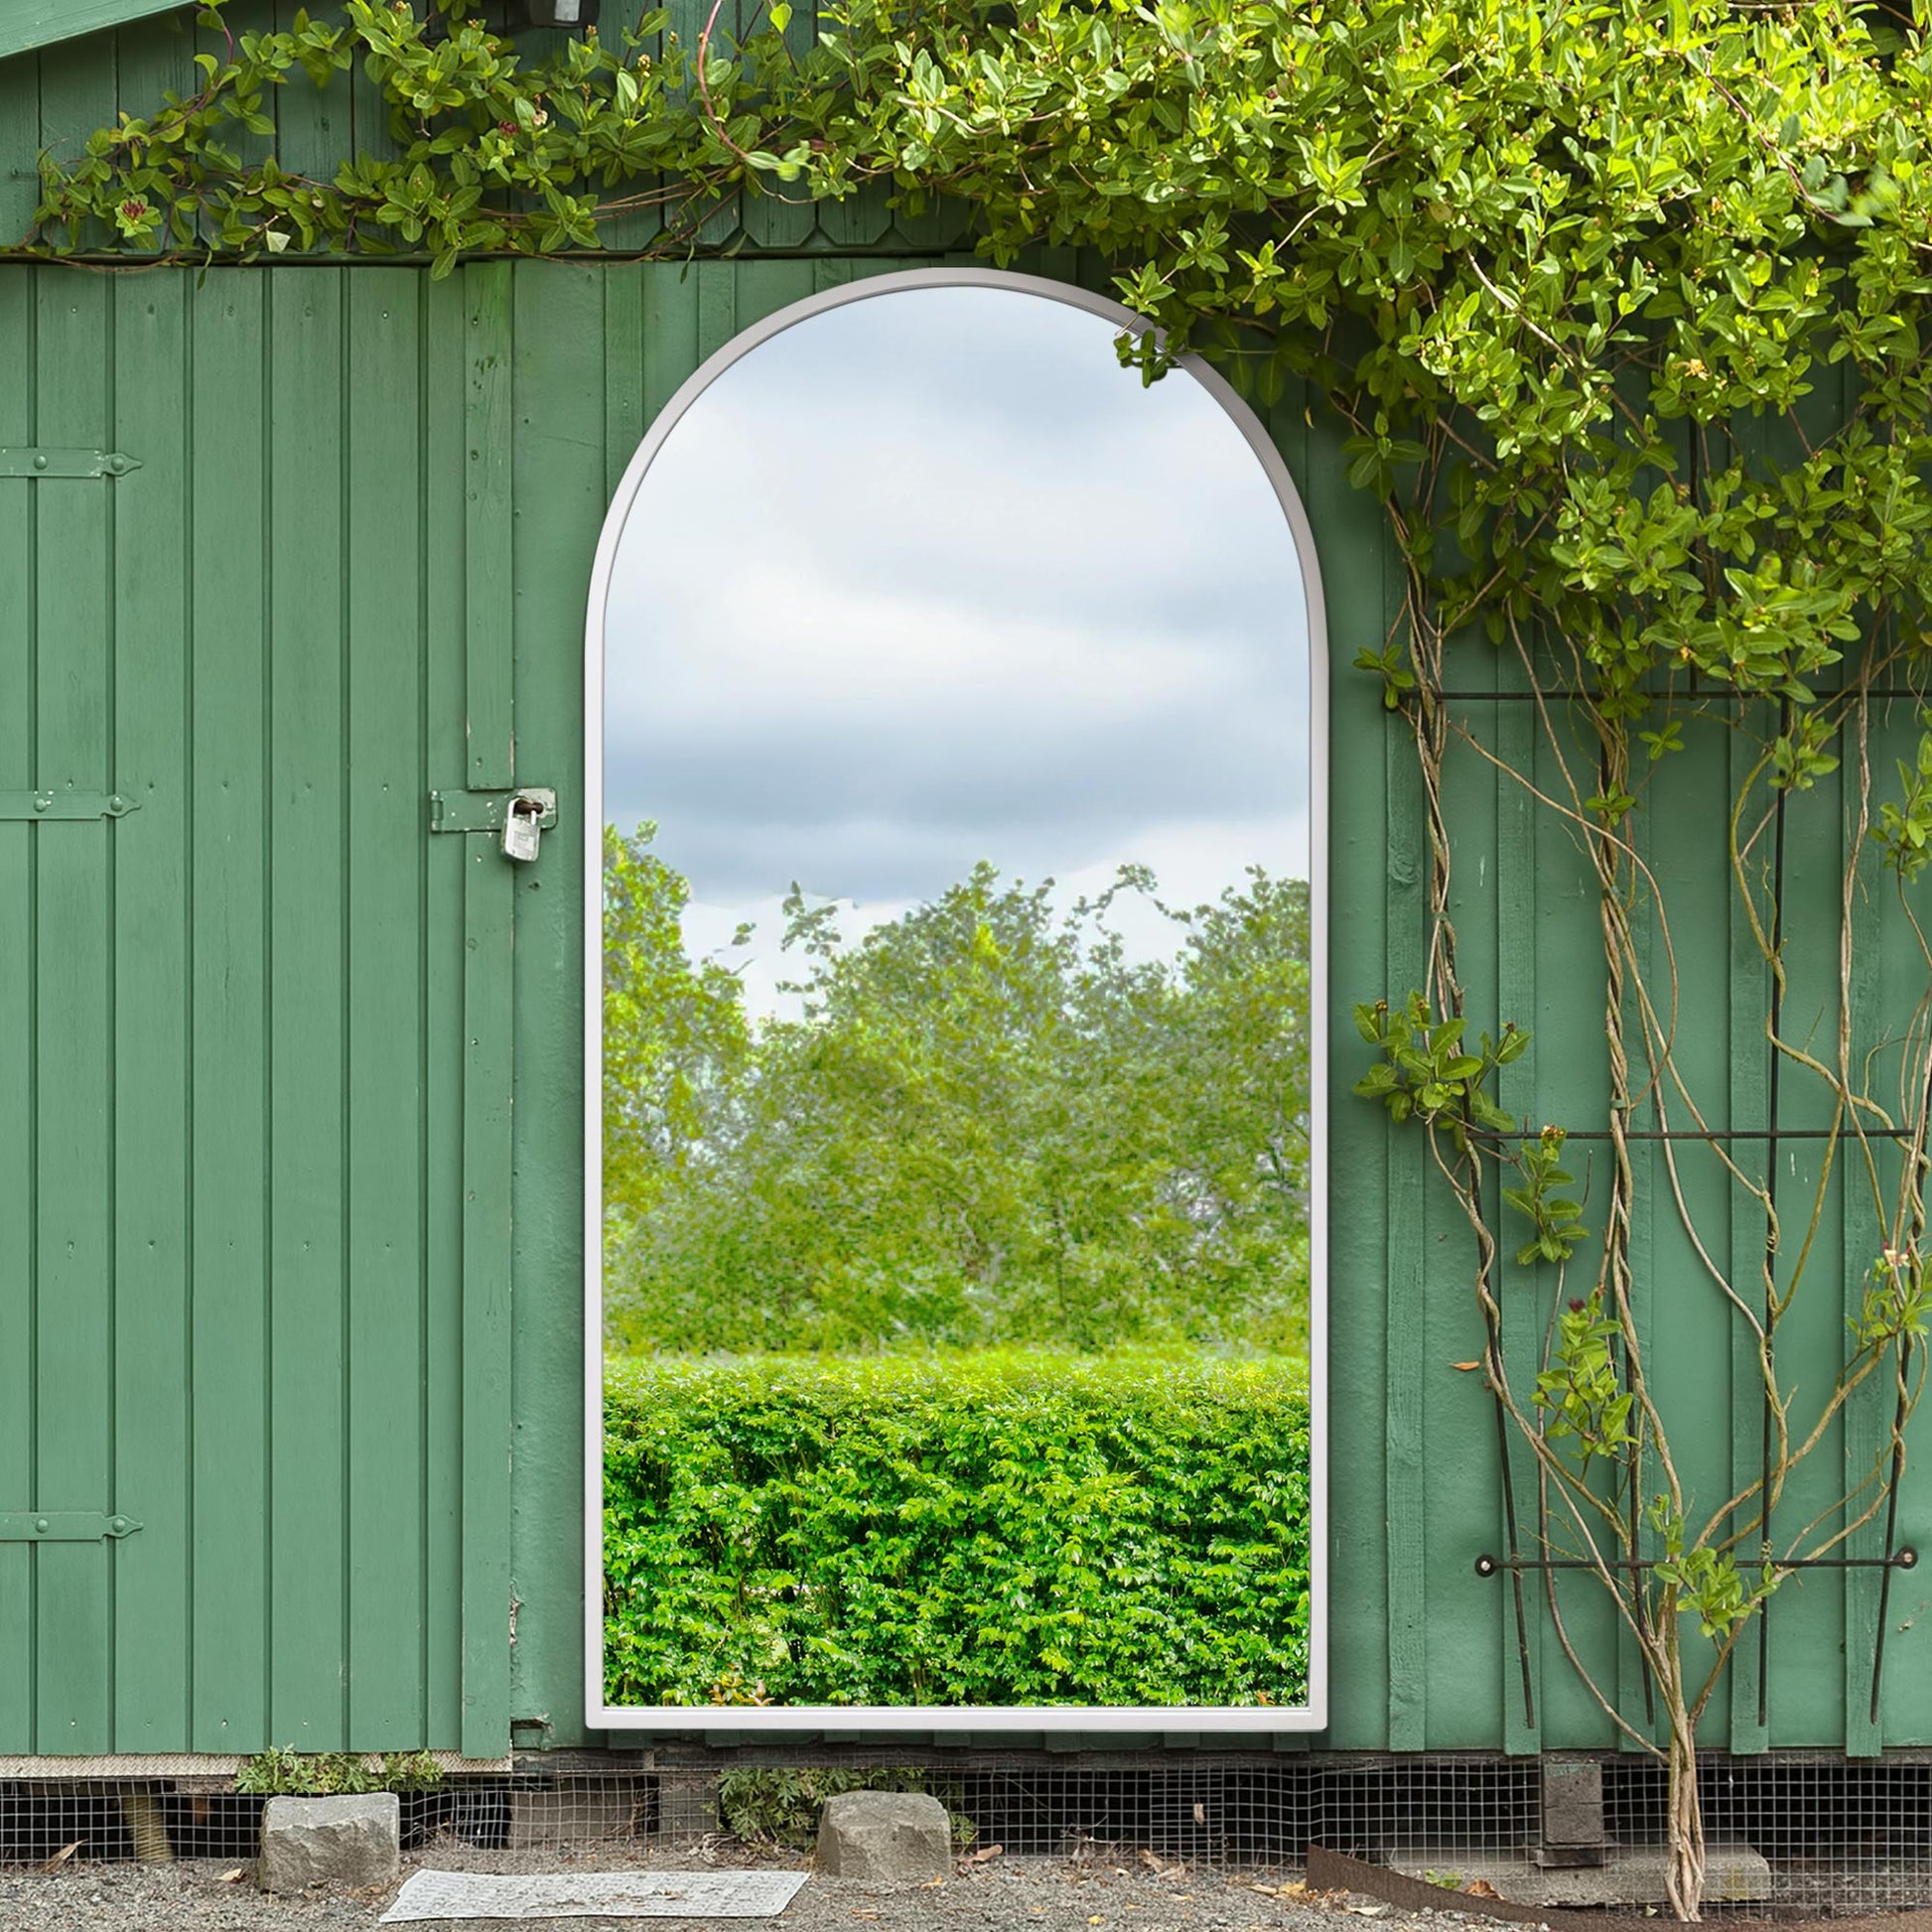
xmin=0 ymin=790 xmax=140 ymax=820
xmin=0 ymin=448 xmax=141 ymax=480
xmin=0 ymin=1512 xmax=142 ymax=1542
xmin=428 ymin=786 xmax=557 ymax=835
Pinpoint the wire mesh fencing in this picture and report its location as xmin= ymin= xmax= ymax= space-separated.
xmin=5 ymin=1751 xmax=1932 ymax=1910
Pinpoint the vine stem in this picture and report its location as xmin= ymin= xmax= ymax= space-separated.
xmin=1386 ymin=536 xmax=1931 ymax=1917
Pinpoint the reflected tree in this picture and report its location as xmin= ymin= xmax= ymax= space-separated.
xmin=604 ymin=835 xmax=1311 ymax=1356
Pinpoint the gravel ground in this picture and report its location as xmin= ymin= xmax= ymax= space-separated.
xmin=0 ymin=1839 xmax=1493 ymax=1932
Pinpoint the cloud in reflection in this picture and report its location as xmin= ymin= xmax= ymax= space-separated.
xmin=602 ymin=284 xmax=1312 ymax=1009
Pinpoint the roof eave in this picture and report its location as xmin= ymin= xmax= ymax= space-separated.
xmin=0 ymin=0 xmax=192 ymax=66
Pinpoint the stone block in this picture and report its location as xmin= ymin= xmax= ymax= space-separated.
xmin=258 ymin=1793 xmax=400 ymax=1894
xmin=815 ymin=1789 xmax=951 ymax=1883
xmin=1540 ymin=1757 xmax=1605 ymax=1858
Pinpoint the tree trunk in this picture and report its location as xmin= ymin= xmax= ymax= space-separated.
xmin=1665 ymin=1719 xmax=1706 ymax=1921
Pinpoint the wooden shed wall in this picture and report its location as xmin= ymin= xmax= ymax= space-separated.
xmin=1 ymin=3 xmax=1930 ymax=1761
xmin=0 ymin=262 xmax=516 ymax=1757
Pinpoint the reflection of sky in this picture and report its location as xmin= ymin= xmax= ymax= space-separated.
xmin=604 ymin=285 xmax=1310 ymax=1015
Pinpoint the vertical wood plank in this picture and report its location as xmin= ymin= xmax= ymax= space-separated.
xmin=593 ymin=0 xmax=667 ymax=259
xmin=888 ymin=192 xmax=973 ymax=254
xmin=461 ymin=837 xmax=513 ymax=1758
xmin=189 ymin=270 xmax=270 ymax=1751
xmin=33 ymin=269 xmax=114 ymax=1753
xmin=346 ymin=8 xmax=403 ymax=172
xmin=810 ymin=257 xmax=856 ymax=299
xmin=0 ymin=43 xmax=41 ymax=245
xmin=590 ymin=252 xmax=641 ymax=1710
xmin=1635 ymin=706 xmax=1736 ymax=1746
xmin=1843 ymin=760 xmax=1887 ymax=1756
xmin=1765 ymin=748 xmax=1853 ymax=1744
xmin=730 ymin=257 xmax=818 ymax=334
xmin=466 ymin=264 xmax=514 ymax=791
xmin=272 ymin=0 xmax=348 ymax=247
xmin=1856 ymin=693 xmax=1932 ymax=1747
xmin=695 ymin=257 xmax=737 ymax=362
xmin=597 ymin=121 xmax=666 ymax=256
xmin=346 ymin=267 xmax=429 ymax=1747
xmin=1617 ymin=773 xmax=1657 ymax=1750
xmin=0 ymin=267 xmax=36 ymax=1753
xmin=1726 ymin=699 xmax=1771 ymax=1755
xmin=1296 ymin=381 xmax=1392 ymax=1747
xmin=660 ymin=0 xmax=741 ymax=250
xmin=643 ymin=261 xmax=701 ymax=429
xmin=1421 ymin=690 xmax=1509 ymax=1744
xmin=813 ymin=178 xmax=896 ymax=250
xmin=506 ymin=260 xmax=606 ymax=1751
xmin=1382 ymin=552 xmax=1427 ymax=1752
xmin=264 ymin=267 xmax=348 ymax=1748
xmin=34 ymin=35 xmax=114 ymax=255
xmin=604 ymin=263 xmax=645 ymax=504
xmin=424 ymin=271 xmax=470 ymax=1749
xmin=720 ymin=0 xmax=810 ymax=249
xmin=1495 ymin=690 xmax=1543 ymax=1755
xmin=108 ymin=13 xmax=191 ymax=272
xmin=1529 ymin=684 xmax=1626 ymax=1744
xmin=110 ymin=268 xmax=193 ymax=1751
xmin=460 ymin=259 xmax=515 ymax=1758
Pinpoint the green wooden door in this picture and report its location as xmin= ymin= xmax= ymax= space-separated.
xmin=0 ymin=262 xmax=512 ymax=1758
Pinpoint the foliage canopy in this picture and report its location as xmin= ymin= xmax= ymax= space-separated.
xmin=25 ymin=0 xmax=1932 ymax=845
xmin=603 ymin=826 xmax=1311 ymax=1355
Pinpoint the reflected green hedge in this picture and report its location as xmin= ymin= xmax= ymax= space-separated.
xmin=603 ymin=1352 xmax=1310 ymax=1709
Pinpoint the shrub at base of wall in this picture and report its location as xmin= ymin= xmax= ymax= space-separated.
xmin=603 ymin=1352 xmax=1311 ymax=1710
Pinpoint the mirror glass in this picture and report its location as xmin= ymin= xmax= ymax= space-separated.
xmin=599 ymin=283 xmax=1317 ymax=1714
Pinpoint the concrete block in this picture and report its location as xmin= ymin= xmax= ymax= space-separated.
xmin=258 ymin=1793 xmax=400 ymax=1894
xmin=1390 ymin=1843 xmax=1771 ymax=1908
xmin=815 ymin=1790 xmax=951 ymax=1882
xmin=1539 ymin=1758 xmax=1605 ymax=1860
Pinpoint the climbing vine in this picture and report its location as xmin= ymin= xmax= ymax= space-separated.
xmin=20 ymin=0 xmax=1932 ymax=1915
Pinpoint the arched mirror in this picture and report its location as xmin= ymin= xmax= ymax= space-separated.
xmin=588 ymin=272 xmax=1326 ymax=1728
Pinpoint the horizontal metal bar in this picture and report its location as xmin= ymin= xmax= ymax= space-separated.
xmin=1548 ymin=1128 xmax=1914 ymax=1143
xmin=0 ymin=790 xmax=140 ymax=820
xmin=428 ymin=786 xmax=558 ymax=834
xmin=0 ymin=1512 xmax=142 ymax=1542
xmin=1427 ymin=688 xmax=1932 ymax=704
xmin=0 ymin=448 xmax=140 ymax=480
xmin=1475 ymin=1550 xmax=1916 ymax=1577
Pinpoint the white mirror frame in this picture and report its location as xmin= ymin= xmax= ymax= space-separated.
xmin=583 ymin=266 xmax=1329 ymax=1733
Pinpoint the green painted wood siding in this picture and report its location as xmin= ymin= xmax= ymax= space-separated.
xmin=495 ymin=256 xmax=1932 ymax=1758
xmin=0 ymin=264 xmax=512 ymax=1757
xmin=3 ymin=235 xmax=1930 ymax=1756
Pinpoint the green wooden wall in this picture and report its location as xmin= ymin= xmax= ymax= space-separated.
xmin=2 ymin=3 xmax=1930 ymax=1762
xmin=0 ymin=262 xmax=515 ymax=1757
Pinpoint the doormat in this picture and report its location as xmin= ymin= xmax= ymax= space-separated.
xmin=380 ymin=1867 xmax=809 ymax=1921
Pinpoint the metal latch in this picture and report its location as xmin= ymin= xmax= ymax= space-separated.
xmin=0 ymin=448 xmax=141 ymax=480
xmin=0 ymin=1512 xmax=142 ymax=1542
xmin=428 ymin=787 xmax=558 ymax=837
